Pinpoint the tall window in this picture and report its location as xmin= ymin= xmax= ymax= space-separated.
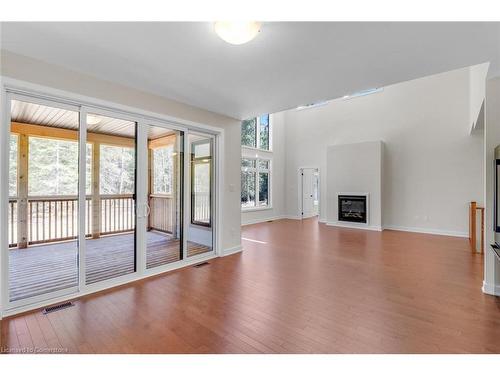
xmin=241 ymin=158 xmax=270 ymax=209
xmin=152 ymin=145 xmax=174 ymax=194
xmin=241 ymin=114 xmax=270 ymax=151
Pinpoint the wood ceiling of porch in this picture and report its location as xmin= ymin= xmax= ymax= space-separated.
xmin=11 ymin=100 xmax=176 ymax=140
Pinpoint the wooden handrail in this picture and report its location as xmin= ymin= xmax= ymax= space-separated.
xmin=469 ymin=201 xmax=484 ymax=254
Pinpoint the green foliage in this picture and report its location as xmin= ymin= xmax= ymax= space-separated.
xmin=241 ymin=118 xmax=257 ymax=147
xmin=153 ymin=146 xmax=174 ymax=194
xmin=100 ymin=144 xmax=135 ymax=195
xmin=27 ymin=137 xmax=92 ymax=196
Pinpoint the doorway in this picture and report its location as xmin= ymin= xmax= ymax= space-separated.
xmin=300 ymin=167 xmax=319 ymax=219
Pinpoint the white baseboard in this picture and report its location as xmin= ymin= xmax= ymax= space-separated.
xmin=242 ymin=215 xmax=287 ymax=226
xmin=482 ymin=280 xmax=500 ymax=296
xmin=327 ymin=221 xmax=382 ymax=232
xmin=284 ymin=215 xmax=302 ymax=220
xmin=220 ymin=244 xmax=243 ymax=256
xmin=383 ymin=225 xmax=468 ymax=238
xmin=318 ymin=217 xmax=327 ymax=223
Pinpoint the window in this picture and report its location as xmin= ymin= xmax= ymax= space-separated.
xmin=241 ymin=158 xmax=270 ymax=209
xmin=241 ymin=118 xmax=257 ymax=148
xmin=241 ymin=114 xmax=271 ymax=150
xmin=191 ymin=139 xmax=212 ymax=227
xmin=152 ymin=145 xmax=174 ymax=194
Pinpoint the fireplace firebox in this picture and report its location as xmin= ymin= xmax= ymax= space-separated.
xmin=338 ymin=195 xmax=367 ymax=223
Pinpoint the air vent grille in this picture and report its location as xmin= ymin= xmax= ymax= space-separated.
xmin=42 ymin=301 xmax=74 ymax=314
xmin=194 ymin=262 xmax=210 ymax=268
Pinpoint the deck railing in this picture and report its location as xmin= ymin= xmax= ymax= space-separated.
xmin=149 ymin=194 xmax=175 ymax=233
xmin=8 ymin=192 xmax=210 ymax=247
xmin=8 ymin=199 xmax=18 ymax=247
xmin=27 ymin=196 xmax=91 ymax=245
xmin=8 ymin=194 xmax=135 ymax=247
xmin=100 ymin=194 xmax=135 ymax=235
xmin=193 ymin=191 xmax=211 ymax=225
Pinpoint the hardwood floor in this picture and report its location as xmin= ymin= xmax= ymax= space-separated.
xmin=1 ymin=218 xmax=499 ymax=353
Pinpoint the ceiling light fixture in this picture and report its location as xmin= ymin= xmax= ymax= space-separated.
xmin=214 ymin=21 xmax=261 ymax=45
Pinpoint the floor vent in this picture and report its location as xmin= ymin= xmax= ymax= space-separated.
xmin=42 ymin=301 xmax=74 ymax=314
xmin=194 ymin=261 xmax=210 ymax=268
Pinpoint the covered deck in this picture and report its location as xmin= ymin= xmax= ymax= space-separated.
xmin=9 ymin=231 xmax=211 ymax=302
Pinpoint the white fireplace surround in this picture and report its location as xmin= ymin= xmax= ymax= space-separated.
xmin=326 ymin=141 xmax=383 ymax=232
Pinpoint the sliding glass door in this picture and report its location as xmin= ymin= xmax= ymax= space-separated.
xmin=3 ymin=94 xmax=217 ymax=310
xmin=145 ymin=125 xmax=184 ymax=269
xmin=84 ymin=113 xmax=137 ymax=284
xmin=7 ymin=97 xmax=81 ymax=303
xmin=186 ymin=133 xmax=214 ymax=257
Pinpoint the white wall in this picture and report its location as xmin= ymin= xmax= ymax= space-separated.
xmin=326 ymin=141 xmax=383 ymax=230
xmin=469 ymin=63 xmax=489 ymax=131
xmin=241 ymin=112 xmax=287 ymax=225
xmin=282 ymin=66 xmax=484 ymax=236
xmin=0 ymin=50 xmax=242 ymax=254
xmin=483 ymin=77 xmax=500 ymax=296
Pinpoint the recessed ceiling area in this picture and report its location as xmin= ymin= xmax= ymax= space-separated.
xmin=1 ymin=22 xmax=499 ymax=120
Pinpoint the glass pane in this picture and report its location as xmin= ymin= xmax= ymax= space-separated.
xmin=259 ymin=114 xmax=270 ymax=150
xmin=187 ymin=134 xmax=213 ymax=257
xmin=241 ymin=158 xmax=256 ymax=169
xmin=99 ymin=144 xmax=135 ymax=195
xmin=259 ymin=172 xmax=269 ymax=206
xmin=147 ymin=127 xmax=184 ymax=269
xmin=86 ymin=113 xmax=137 ymax=284
xmin=8 ymin=99 xmax=79 ymax=302
xmin=259 ymin=160 xmax=269 ymax=170
xmin=241 ymin=171 xmax=256 ymax=208
xmin=193 ymin=142 xmax=210 ymax=158
xmin=241 ymin=118 xmax=257 ymax=148
xmin=27 ymin=138 xmax=92 ymax=196
xmin=153 ymin=146 xmax=174 ymax=194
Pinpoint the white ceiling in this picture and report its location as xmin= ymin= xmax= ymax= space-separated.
xmin=1 ymin=22 xmax=499 ymax=120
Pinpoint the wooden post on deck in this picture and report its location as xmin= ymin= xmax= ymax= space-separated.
xmin=469 ymin=201 xmax=477 ymax=253
xmin=17 ymin=134 xmax=29 ymax=249
xmin=91 ymin=142 xmax=101 ymax=239
xmin=469 ymin=201 xmax=485 ymax=254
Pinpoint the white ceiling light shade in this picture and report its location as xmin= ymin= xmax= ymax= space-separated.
xmin=214 ymin=22 xmax=261 ymax=45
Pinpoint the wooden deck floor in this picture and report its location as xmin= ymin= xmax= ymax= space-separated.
xmin=8 ymin=232 xmax=211 ymax=302
xmin=2 ymin=218 xmax=499 ymax=353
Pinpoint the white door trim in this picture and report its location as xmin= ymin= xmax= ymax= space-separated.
xmin=298 ymin=166 xmax=320 ymax=219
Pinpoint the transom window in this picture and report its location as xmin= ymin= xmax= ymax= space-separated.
xmin=241 ymin=158 xmax=270 ymax=209
xmin=241 ymin=114 xmax=270 ymax=151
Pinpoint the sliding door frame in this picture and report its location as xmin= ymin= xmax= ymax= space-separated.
xmin=0 ymin=78 xmax=223 ymax=317
xmin=1 ymin=92 xmax=82 ymax=311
